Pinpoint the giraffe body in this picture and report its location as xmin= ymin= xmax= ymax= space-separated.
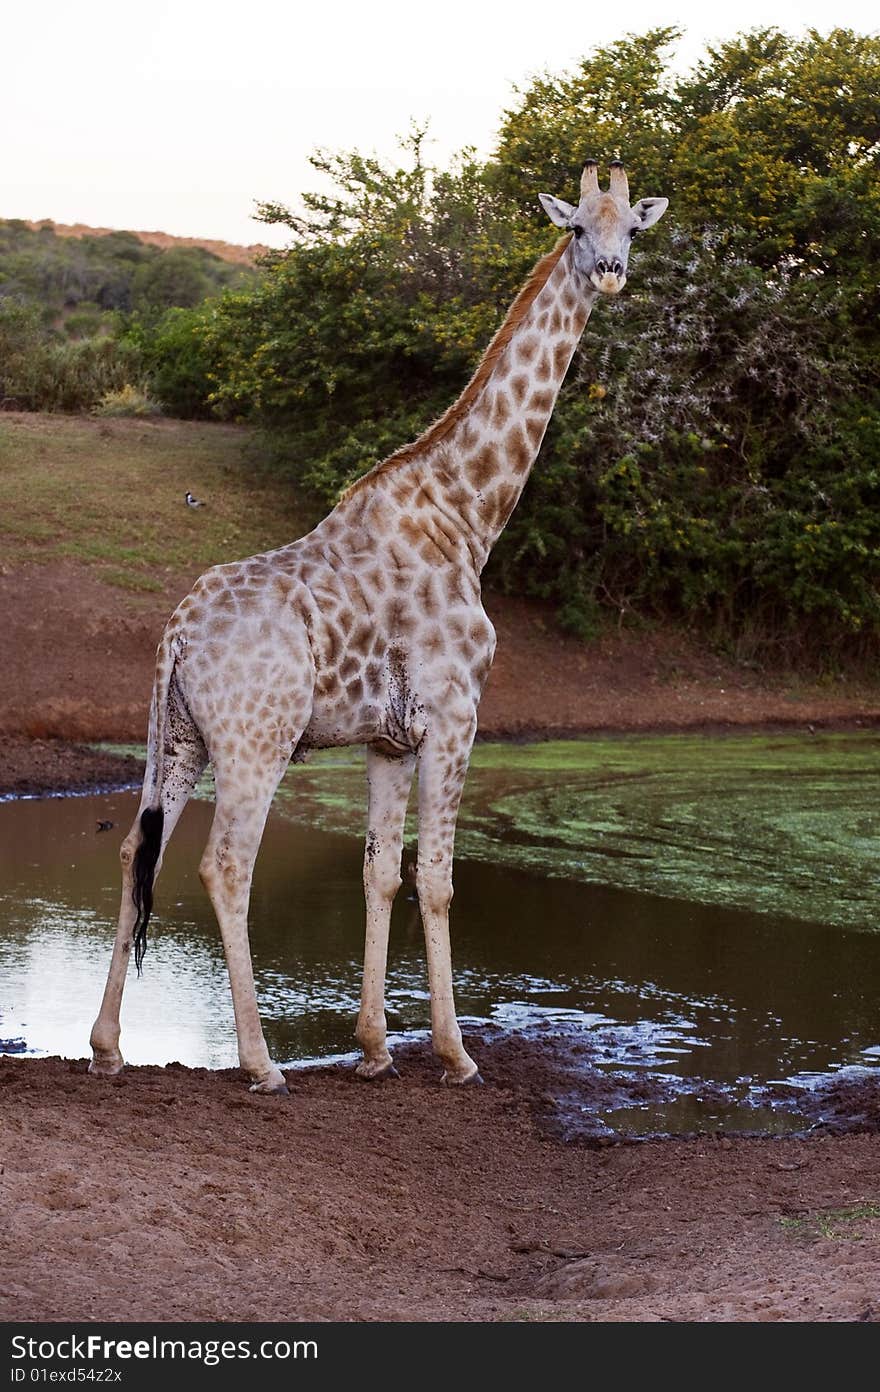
xmin=89 ymin=162 xmax=668 ymax=1091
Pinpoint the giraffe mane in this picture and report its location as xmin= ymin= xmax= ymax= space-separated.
xmin=342 ymin=233 xmax=573 ymax=499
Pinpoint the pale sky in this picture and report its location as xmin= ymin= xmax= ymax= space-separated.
xmin=3 ymin=1 xmax=877 ymax=248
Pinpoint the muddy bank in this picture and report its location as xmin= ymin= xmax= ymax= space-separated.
xmin=419 ymin=1027 xmax=880 ymax=1144
xmin=0 ymin=735 xmax=143 ymax=800
xmin=5 ymin=717 xmax=880 ymax=802
xmin=1 ymin=1039 xmax=878 ymax=1323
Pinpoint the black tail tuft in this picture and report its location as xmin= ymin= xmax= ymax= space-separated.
xmin=132 ymin=806 xmax=164 ymax=974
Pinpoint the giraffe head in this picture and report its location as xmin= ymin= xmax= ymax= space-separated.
xmin=539 ymin=159 xmax=668 ymax=296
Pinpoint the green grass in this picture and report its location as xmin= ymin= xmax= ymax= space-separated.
xmin=780 ymin=1203 xmax=880 ymax=1241
xmin=0 ymin=412 xmax=316 ymax=591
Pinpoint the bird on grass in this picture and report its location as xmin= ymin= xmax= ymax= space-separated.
xmin=185 ymin=491 xmax=206 ymax=508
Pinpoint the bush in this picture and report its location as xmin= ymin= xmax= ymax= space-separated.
xmin=120 ymin=306 xmax=217 ymax=419
xmin=0 ymin=300 xmax=142 ymax=411
xmin=0 ymin=218 xmax=257 ymax=414
xmin=93 ymin=383 xmax=163 ymax=417
xmin=63 ymin=302 xmax=108 ymax=340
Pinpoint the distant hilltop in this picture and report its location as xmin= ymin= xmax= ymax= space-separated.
xmin=21 ymin=219 xmax=269 ymax=267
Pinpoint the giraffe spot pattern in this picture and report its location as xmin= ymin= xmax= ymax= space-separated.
xmin=509 ymin=373 xmax=529 ymax=406
xmin=515 ymin=332 xmax=540 ymax=362
xmin=553 ymin=341 xmax=571 ymax=376
xmin=491 ymin=392 xmax=511 ymax=428
xmin=507 ymin=427 xmax=532 ymax=475
xmin=525 ymin=415 xmax=546 ymax=446
xmin=465 ymin=443 xmax=499 ymax=492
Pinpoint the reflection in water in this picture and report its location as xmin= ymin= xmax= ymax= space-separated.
xmin=3 ymin=901 xmax=235 ymax=1068
xmin=1 ymin=767 xmax=879 ymax=1136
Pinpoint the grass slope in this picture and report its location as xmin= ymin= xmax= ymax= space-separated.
xmin=0 ymin=412 xmax=313 ymax=592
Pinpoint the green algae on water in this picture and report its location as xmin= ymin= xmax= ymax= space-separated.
xmin=100 ymin=733 xmax=880 ymax=932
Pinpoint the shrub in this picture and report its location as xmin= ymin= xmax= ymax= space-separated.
xmin=120 ymin=306 xmax=217 ymax=419
xmin=93 ymin=383 xmax=163 ymax=417
xmin=0 ymin=301 xmax=142 ymax=412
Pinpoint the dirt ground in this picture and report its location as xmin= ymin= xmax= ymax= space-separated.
xmin=1 ymin=1040 xmax=878 ymax=1324
xmin=1 ymin=560 xmax=879 ymax=1323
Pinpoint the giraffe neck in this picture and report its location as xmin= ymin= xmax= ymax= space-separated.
xmin=415 ymin=240 xmax=596 ymax=566
xmin=333 ymin=239 xmax=597 ymax=573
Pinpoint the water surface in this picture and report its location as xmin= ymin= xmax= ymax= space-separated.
xmin=2 ymin=734 xmax=878 ymax=1134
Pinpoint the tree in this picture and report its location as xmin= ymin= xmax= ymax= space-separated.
xmin=131 ymin=247 xmax=212 ymax=315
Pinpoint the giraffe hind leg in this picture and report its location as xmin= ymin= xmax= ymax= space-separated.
xmin=89 ymin=695 xmax=208 ymax=1074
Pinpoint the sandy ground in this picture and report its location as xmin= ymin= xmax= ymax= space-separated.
xmin=2 ymin=561 xmax=879 ymax=1323
xmin=1 ymin=1039 xmax=878 ymax=1324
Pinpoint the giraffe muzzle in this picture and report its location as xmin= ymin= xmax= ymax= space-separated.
xmin=591 ymin=259 xmax=626 ymax=295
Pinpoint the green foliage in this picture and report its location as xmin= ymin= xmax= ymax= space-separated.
xmin=494 ymin=222 xmax=877 ymax=651
xmin=0 ymin=221 xmax=255 ymax=413
xmin=0 ymin=220 xmax=252 ymax=318
xmin=62 ymin=301 xmax=108 ymax=340
xmin=93 ymin=383 xmax=163 ymax=418
xmin=493 ymin=27 xmax=682 ymax=211
xmin=0 ymin=298 xmax=140 ymax=411
xmin=489 ymin=27 xmax=880 ymax=656
xmin=120 ymin=306 xmax=217 ymax=419
xmin=201 ymin=127 xmax=542 ymax=493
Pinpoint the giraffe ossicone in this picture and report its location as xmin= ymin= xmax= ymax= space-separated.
xmin=89 ymin=162 xmax=668 ymax=1092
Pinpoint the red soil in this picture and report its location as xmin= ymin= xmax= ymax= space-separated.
xmin=1 ymin=1042 xmax=878 ymax=1323
xmin=22 ymin=219 xmax=266 ymax=266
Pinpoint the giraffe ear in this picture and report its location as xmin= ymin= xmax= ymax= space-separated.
xmin=539 ymin=194 xmax=576 ymax=229
xmin=632 ymin=197 xmax=669 ymax=228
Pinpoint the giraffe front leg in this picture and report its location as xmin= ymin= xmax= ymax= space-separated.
xmin=416 ymin=712 xmax=482 ymax=1086
xmin=355 ymin=747 xmax=415 ymax=1080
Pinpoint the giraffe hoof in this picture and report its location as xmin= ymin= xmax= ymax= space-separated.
xmin=248 ymin=1070 xmax=289 ymax=1095
xmin=88 ymin=1053 xmax=124 ymax=1077
xmin=441 ymin=1068 xmax=484 ymax=1087
xmin=355 ymin=1060 xmax=400 ymax=1081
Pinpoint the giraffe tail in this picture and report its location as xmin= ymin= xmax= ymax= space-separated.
xmin=131 ymin=635 xmax=175 ymax=973
xmin=132 ymin=807 xmax=163 ymax=973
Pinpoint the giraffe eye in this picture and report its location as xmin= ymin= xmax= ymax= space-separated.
xmin=570 ymin=224 xmax=584 ymax=238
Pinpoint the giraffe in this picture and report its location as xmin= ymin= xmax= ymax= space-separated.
xmin=89 ymin=160 xmax=668 ymax=1093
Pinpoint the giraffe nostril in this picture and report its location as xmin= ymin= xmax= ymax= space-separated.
xmin=611 ymin=259 xmax=623 ymax=277
xmin=595 ymin=258 xmax=608 ymax=275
